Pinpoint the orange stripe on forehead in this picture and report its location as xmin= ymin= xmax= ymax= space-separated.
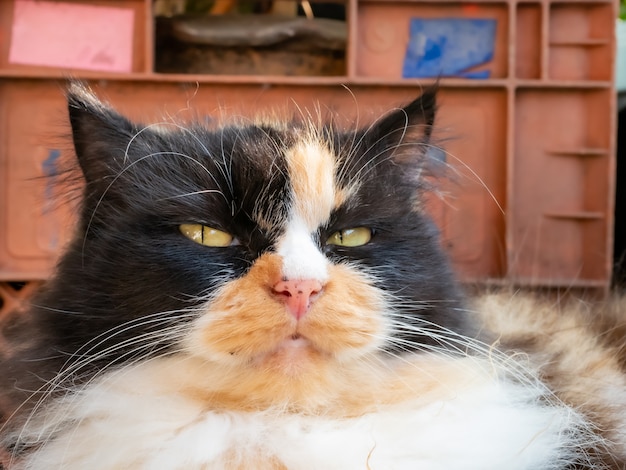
xmin=285 ymin=139 xmax=345 ymax=230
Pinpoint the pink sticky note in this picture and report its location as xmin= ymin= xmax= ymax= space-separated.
xmin=9 ymin=0 xmax=135 ymax=73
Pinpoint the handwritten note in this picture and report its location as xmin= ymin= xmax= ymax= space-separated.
xmin=9 ymin=0 xmax=135 ymax=73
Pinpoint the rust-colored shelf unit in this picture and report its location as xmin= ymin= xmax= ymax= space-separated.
xmin=0 ymin=0 xmax=618 ymax=317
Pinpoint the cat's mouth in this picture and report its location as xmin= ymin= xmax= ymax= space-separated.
xmin=280 ymin=333 xmax=311 ymax=348
xmin=250 ymin=332 xmax=322 ymax=371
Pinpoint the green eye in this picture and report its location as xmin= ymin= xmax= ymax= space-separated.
xmin=326 ymin=227 xmax=372 ymax=247
xmin=180 ymin=224 xmax=234 ymax=247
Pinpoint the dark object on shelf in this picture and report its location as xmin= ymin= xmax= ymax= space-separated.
xmin=155 ymin=15 xmax=347 ymax=75
xmin=614 ymin=104 xmax=626 ymax=286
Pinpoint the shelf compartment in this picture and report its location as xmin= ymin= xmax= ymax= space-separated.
xmin=0 ymin=81 xmax=77 ymax=279
xmin=0 ymin=1 xmax=148 ymax=75
xmin=356 ymin=2 xmax=509 ymax=80
xmin=548 ymin=3 xmax=613 ymax=81
xmin=425 ymin=88 xmax=508 ymax=280
xmin=511 ymin=88 xmax=613 ymax=283
xmin=153 ymin=11 xmax=348 ymax=77
xmin=515 ymin=3 xmax=542 ymax=79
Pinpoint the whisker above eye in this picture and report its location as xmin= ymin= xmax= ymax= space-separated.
xmin=157 ymin=189 xmax=227 ymax=202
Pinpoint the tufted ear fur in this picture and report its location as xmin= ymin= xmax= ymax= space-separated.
xmin=359 ymin=86 xmax=437 ymax=166
xmin=67 ymin=82 xmax=138 ymax=185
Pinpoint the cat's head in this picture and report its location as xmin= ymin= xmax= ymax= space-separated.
xmin=38 ymin=83 xmax=469 ymax=379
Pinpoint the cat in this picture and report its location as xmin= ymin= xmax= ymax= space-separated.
xmin=0 ymin=82 xmax=625 ymax=469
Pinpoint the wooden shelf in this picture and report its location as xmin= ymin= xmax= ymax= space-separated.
xmin=544 ymin=212 xmax=605 ymax=220
xmin=549 ymin=39 xmax=610 ymax=47
xmin=548 ymin=148 xmax=610 ymax=158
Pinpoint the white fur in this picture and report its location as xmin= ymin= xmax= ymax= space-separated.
xmin=276 ymin=217 xmax=329 ymax=282
xmin=14 ymin=356 xmax=588 ymax=470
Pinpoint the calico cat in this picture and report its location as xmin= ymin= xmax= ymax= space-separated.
xmin=0 ymin=83 xmax=625 ymax=469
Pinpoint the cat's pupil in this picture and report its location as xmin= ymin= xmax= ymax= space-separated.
xmin=179 ymin=224 xmax=234 ymax=247
xmin=326 ymin=227 xmax=372 ymax=247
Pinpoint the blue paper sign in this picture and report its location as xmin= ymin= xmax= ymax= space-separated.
xmin=403 ymin=18 xmax=497 ymax=79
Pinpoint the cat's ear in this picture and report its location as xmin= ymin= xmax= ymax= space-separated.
xmin=67 ymin=82 xmax=137 ymax=184
xmin=361 ymin=86 xmax=437 ymax=166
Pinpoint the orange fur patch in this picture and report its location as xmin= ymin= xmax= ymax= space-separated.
xmin=186 ymin=252 xmax=396 ymax=412
xmin=197 ymin=253 xmax=293 ymax=361
xmin=196 ymin=254 xmax=386 ymax=363
xmin=284 ymin=139 xmax=349 ymax=230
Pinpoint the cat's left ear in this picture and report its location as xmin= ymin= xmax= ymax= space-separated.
xmin=361 ymin=86 xmax=436 ymax=165
xmin=67 ymin=82 xmax=138 ymax=184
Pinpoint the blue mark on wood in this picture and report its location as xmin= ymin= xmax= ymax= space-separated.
xmin=42 ymin=149 xmax=61 ymax=178
xmin=403 ymin=18 xmax=497 ymax=79
xmin=41 ymin=149 xmax=62 ymax=250
xmin=42 ymin=149 xmax=61 ymax=203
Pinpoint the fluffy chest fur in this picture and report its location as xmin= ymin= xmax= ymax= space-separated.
xmin=13 ymin=355 xmax=582 ymax=469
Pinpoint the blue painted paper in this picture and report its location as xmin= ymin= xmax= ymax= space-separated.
xmin=403 ymin=18 xmax=497 ymax=79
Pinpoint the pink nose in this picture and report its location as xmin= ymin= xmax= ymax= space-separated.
xmin=272 ymin=279 xmax=323 ymax=319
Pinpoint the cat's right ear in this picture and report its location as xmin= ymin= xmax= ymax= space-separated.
xmin=67 ymin=82 xmax=137 ymax=184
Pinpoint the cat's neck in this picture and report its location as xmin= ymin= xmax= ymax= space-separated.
xmin=92 ymin=352 xmax=488 ymax=418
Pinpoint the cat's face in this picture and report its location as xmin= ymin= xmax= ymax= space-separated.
xmin=38 ymin=84 xmax=468 ymax=380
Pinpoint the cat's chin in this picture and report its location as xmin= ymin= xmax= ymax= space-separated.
xmin=251 ymin=333 xmax=328 ymax=376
